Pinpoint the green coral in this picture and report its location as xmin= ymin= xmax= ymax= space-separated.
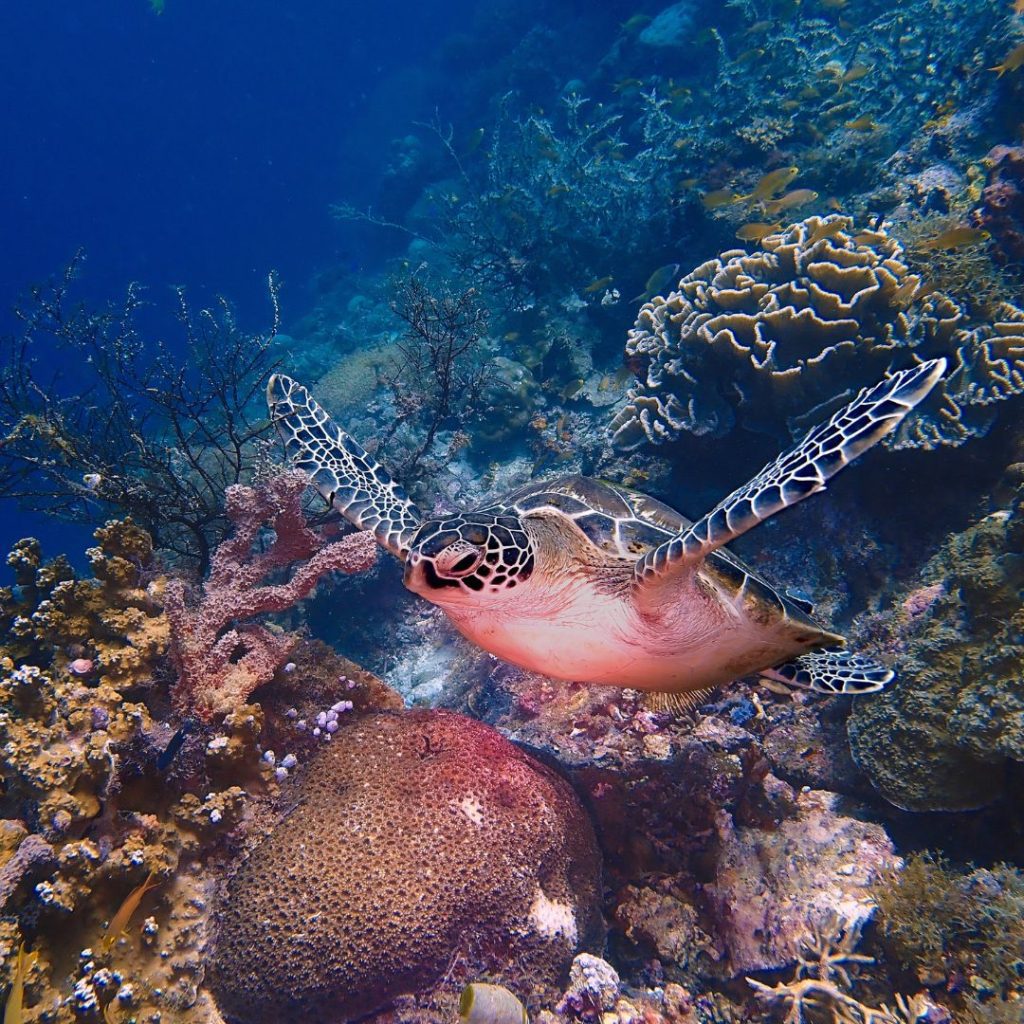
xmin=872 ymin=853 xmax=1024 ymax=1017
xmin=847 ymin=469 xmax=1024 ymax=811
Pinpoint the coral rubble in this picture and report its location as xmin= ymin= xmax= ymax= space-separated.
xmin=210 ymin=709 xmax=603 ymax=1024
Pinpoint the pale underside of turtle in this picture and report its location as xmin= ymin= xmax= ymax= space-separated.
xmin=266 ymin=358 xmax=946 ymax=698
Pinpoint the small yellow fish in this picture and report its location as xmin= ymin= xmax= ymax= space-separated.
xmin=4 ymin=944 xmax=38 ymax=1024
xmin=547 ymin=184 xmax=568 ymax=197
xmin=736 ymin=221 xmax=782 ymax=241
xmin=583 ymin=276 xmax=614 ymax=293
xmin=503 ymin=332 xmax=520 ymax=342
xmin=677 ymin=177 xmax=700 ymax=189
xmin=845 ymin=115 xmax=881 ymax=131
xmin=701 ymin=188 xmax=742 ymax=210
xmin=613 ymin=77 xmax=644 ymax=93
xmin=734 ymin=47 xmax=766 ymax=64
xmin=915 ymin=226 xmax=991 ymax=251
xmin=764 ymin=188 xmax=819 ymax=216
xmin=741 ymin=167 xmax=799 ymax=203
xmin=103 ymin=871 xmax=160 ymax=948
xmin=990 ymin=43 xmax=1024 ymax=76
xmin=621 ymin=14 xmax=652 ymax=33
xmin=891 ymin=280 xmax=920 ymax=306
xmin=826 ymin=196 xmax=844 ymax=211
xmin=561 ymin=379 xmax=585 ymax=400
xmin=633 ymin=263 xmax=682 ymax=302
xmin=819 ymin=0 xmax=847 ymax=8
xmin=807 ymin=218 xmax=847 ymax=245
xmin=746 ymin=20 xmax=773 ymax=34
xmin=464 ymin=128 xmax=486 ymax=154
xmin=780 ymin=99 xmax=802 ymax=111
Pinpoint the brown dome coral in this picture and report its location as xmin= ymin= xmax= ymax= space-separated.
xmin=611 ymin=216 xmax=1024 ymax=452
xmin=210 ymin=709 xmax=603 ymax=1024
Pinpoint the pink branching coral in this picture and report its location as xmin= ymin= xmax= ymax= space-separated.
xmin=165 ymin=470 xmax=377 ymax=720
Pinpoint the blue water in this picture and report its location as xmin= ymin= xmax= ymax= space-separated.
xmin=0 ymin=0 xmax=490 ymax=556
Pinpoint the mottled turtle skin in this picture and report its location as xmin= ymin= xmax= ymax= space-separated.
xmin=268 ymin=359 xmax=946 ymax=696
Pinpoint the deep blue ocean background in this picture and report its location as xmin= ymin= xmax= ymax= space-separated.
xmin=1 ymin=0 xmax=560 ymax=557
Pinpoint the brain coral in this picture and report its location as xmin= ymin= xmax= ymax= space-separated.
xmin=210 ymin=709 xmax=603 ymax=1024
xmin=610 ymin=216 xmax=1024 ymax=452
xmin=847 ymin=469 xmax=1024 ymax=811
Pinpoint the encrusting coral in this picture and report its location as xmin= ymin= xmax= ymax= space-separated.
xmin=847 ymin=466 xmax=1024 ymax=811
xmin=610 ymin=215 xmax=1024 ymax=452
xmin=165 ymin=469 xmax=378 ymax=720
xmin=871 ymin=853 xmax=1024 ymax=1019
xmin=1 ymin=519 xmax=169 ymax=687
xmin=210 ymin=709 xmax=604 ymax=1024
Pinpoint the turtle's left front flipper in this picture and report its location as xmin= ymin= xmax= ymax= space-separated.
xmin=267 ymin=374 xmax=422 ymax=559
xmin=762 ymin=649 xmax=894 ymax=694
xmin=633 ymin=358 xmax=946 ymax=598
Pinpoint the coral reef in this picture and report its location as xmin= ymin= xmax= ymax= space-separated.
xmin=872 ymin=853 xmax=1024 ymax=1019
xmin=1 ymin=519 xmax=168 ymax=686
xmin=977 ymin=144 xmax=1024 ymax=265
xmin=847 ymin=467 xmax=1024 ymax=811
xmin=0 ymin=255 xmax=284 ymax=571
xmin=210 ymin=709 xmax=603 ymax=1024
xmin=610 ymin=216 xmax=1024 ymax=452
xmin=165 ymin=470 xmax=377 ymax=720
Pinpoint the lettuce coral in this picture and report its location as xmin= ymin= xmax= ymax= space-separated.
xmin=610 ymin=216 xmax=1024 ymax=452
xmin=210 ymin=709 xmax=603 ymax=1024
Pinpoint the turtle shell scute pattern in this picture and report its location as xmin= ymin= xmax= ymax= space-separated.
xmin=500 ymin=475 xmax=821 ymax=632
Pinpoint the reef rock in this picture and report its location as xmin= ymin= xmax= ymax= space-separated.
xmin=978 ymin=144 xmax=1024 ymax=266
xmin=848 ymin=472 xmax=1024 ymax=811
xmin=703 ymin=787 xmax=898 ymax=974
xmin=610 ymin=215 xmax=1024 ymax=452
xmin=210 ymin=709 xmax=603 ymax=1024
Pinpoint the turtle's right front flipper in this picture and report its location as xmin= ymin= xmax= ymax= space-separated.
xmin=266 ymin=374 xmax=422 ymax=559
xmin=633 ymin=357 xmax=946 ymax=599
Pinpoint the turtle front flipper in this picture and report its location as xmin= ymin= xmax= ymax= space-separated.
xmin=266 ymin=374 xmax=422 ymax=559
xmin=632 ymin=358 xmax=946 ymax=598
xmin=762 ymin=649 xmax=894 ymax=695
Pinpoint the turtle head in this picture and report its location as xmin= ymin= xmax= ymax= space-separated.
xmin=404 ymin=513 xmax=535 ymax=604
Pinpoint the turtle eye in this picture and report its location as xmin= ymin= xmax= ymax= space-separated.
xmin=434 ymin=541 xmax=484 ymax=579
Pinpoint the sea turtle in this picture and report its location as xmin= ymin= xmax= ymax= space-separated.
xmin=266 ymin=357 xmax=945 ymax=699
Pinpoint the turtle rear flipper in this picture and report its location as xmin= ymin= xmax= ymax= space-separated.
xmin=267 ymin=374 xmax=422 ymax=559
xmin=633 ymin=358 xmax=946 ymax=596
xmin=762 ymin=649 xmax=894 ymax=695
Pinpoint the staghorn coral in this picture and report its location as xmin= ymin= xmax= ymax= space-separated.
xmin=164 ymin=469 xmax=378 ymax=721
xmin=847 ymin=470 xmax=1024 ymax=811
xmin=610 ymin=216 xmax=1024 ymax=452
xmin=210 ymin=709 xmax=603 ymax=1024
